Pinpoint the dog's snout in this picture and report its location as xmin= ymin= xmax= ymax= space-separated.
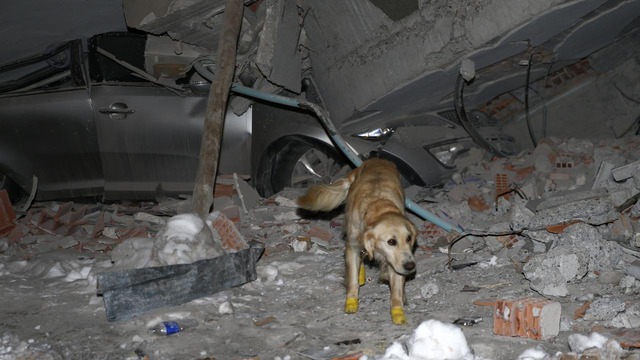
xmin=403 ymin=261 xmax=416 ymax=272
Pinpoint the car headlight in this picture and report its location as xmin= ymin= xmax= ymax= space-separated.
xmin=424 ymin=140 xmax=471 ymax=168
xmin=352 ymin=127 xmax=395 ymax=141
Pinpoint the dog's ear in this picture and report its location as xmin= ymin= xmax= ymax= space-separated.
xmin=405 ymin=220 xmax=418 ymax=248
xmin=362 ymin=228 xmax=376 ymax=259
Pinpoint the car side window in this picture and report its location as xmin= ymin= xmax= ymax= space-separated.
xmin=0 ymin=39 xmax=86 ymax=94
xmin=88 ymin=32 xmax=151 ymax=84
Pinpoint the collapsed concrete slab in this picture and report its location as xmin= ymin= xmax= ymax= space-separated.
xmin=523 ymin=250 xmax=586 ymax=297
xmin=510 ymin=189 xmax=619 ymax=232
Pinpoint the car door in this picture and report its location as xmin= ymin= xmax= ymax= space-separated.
xmin=92 ymin=83 xmax=209 ymax=200
xmin=88 ymin=32 xmax=252 ymax=201
xmin=0 ymin=40 xmax=104 ymax=201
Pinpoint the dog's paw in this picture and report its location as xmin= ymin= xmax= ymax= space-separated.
xmin=345 ymin=298 xmax=359 ymax=314
xmin=391 ymin=307 xmax=407 ymax=325
xmin=358 ymin=263 xmax=366 ymax=286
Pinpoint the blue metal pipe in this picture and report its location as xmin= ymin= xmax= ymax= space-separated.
xmin=230 ymin=84 xmax=461 ymax=233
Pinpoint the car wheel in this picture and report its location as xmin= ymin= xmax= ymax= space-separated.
xmin=0 ymin=173 xmax=27 ymax=205
xmin=263 ymin=139 xmax=351 ymax=197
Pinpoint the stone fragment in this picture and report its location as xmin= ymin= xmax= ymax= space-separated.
xmin=219 ymin=301 xmax=234 ymax=315
xmin=608 ymin=215 xmax=633 ymax=242
xmin=583 ymin=297 xmax=626 ymax=321
xmin=610 ymin=303 xmax=640 ymax=329
xmin=523 ymin=250 xmax=586 ymax=297
xmin=420 ymin=281 xmax=439 ymax=300
xmin=612 ymin=159 xmax=640 ymax=181
xmin=290 ymin=239 xmax=309 ymax=252
xmin=133 ymin=212 xmax=166 ymax=225
xmin=625 ymin=259 xmax=640 ymax=280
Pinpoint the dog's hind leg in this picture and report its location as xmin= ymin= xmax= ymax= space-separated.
xmin=358 ymin=262 xmax=366 ymax=286
xmin=344 ymin=244 xmax=362 ymax=314
xmin=388 ymin=270 xmax=407 ymax=325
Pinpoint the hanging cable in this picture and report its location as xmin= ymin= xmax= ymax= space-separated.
xmin=524 ymin=53 xmax=538 ymax=147
xmin=453 ymin=62 xmax=508 ymax=158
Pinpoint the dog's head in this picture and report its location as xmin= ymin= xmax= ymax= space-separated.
xmin=362 ymin=213 xmax=417 ymax=275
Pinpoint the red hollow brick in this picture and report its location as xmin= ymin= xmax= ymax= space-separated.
xmin=493 ymin=297 xmax=561 ymax=340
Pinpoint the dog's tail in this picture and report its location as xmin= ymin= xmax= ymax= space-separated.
xmin=297 ymin=173 xmax=354 ymax=212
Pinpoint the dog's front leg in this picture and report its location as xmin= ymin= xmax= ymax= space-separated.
xmin=388 ymin=270 xmax=407 ymax=325
xmin=344 ymin=243 xmax=361 ymax=314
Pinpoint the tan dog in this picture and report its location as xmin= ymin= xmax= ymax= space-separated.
xmin=298 ymin=158 xmax=417 ymax=325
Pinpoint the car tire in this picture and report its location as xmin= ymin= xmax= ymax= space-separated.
xmin=258 ymin=138 xmax=350 ymax=197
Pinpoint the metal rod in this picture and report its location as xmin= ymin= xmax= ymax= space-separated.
xmin=230 ymin=84 xmax=461 ymax=232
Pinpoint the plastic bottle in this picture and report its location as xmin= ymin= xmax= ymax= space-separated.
xmin=148 ymin=319 xmax=197 ymax=335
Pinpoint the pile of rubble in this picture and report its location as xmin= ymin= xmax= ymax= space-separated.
xmin=410 ymin=137 xmax=640 ymax=352
xmin=1 ymin=137 xmax=640 ymax=359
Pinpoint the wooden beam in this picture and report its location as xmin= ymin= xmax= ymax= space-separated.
xmin=192 ymin=0 xmax=244 ymax=217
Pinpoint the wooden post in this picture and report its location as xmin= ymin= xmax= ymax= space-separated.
xmin=192 ymin=0 xmax=244 ymax=218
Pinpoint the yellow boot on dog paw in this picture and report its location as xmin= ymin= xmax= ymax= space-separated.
xmin=345 ymin=298 xmax=359 ymax=314
xmin=358 ymin=263 xmax=366 ymax=286
xmin=391 ymin=307 xmax=407 ymax=325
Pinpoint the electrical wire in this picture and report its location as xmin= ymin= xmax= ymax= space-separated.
xmin=453 ymin=74 xmax=508 ymax=157
xmin=524 ymin=53 xmax=538 ymax=147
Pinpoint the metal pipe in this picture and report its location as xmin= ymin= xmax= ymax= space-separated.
xmin=230 ymin=84 xmax=461 ymax=232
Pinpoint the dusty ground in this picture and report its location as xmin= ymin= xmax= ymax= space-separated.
xmin=2 ymin=137 xmax=640 ymax=360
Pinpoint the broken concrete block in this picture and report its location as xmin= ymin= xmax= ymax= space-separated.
xmin=625 ymin=259 xmax=640 ymax=280
xmin=533 ymin=190 xmax=618 ymax=228
xmin=631 ymin=201 xmax=640 ymax=218
xmin=610 ymin=303 xmax=640 ymax=329
xmin=532 ymin=143 xmax=554 ymax=173
xmin=233 ymin=173 xmax=261 ymax=213
xmin=134 ymin=212 xmax=166 ymax=225
xmin=255 ymin=0 xmax=302 ymax=93
xmin=620 ymin=275 xmax=638 ymax=294
xmin=562 ymin=223 xmax=627 ymax=274
xmin=522 ymin=229 xmax=560 ymax=244
xmin=612 ymin=159 xmax=640 ymax=182
xmin=509 ymin=203 xmax=535 ymax=232
xmin=609 ymin=189 xmax=638 ymax=209
xmin=592 ymin=161 xmax=615 ymax=189
xmin=584 ymin=296 xmax=626 ymax=321
xmin=597 ymin=270 xmax=624 ymax=285
xmin=493 ymin=297 xmax=561 ymax=340
xmin=290 ymin=238 xmax=310 ymax=252
xmin=608 ymin=215 xmax=634 ymax=242
xmin=523 ymin=250 xmax=586 ymax=297
xmin=274 ymin=195 xmax=298 ymax=208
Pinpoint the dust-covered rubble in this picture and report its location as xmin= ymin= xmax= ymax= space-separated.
xmin=1 ymin=137 xmax=640 ymax=358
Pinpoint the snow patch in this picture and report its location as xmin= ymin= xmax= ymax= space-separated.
xmin=152 ymin=213 xmax=223 ymax=266
xmin=568 ymin=332 xmax=622 ymax=353
xmin=517 ymin=347 xmax=549 ymax=360
xmin=380 ymin=319 xmax=475 ymax=360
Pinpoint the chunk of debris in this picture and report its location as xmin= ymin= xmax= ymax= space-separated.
xmin=493 ymin=297 xmax=561 ymax=340
xmin=583 ymin=296 xmax=626 ymax=321
xmin=523 ymin=250 xmax=586 ymax=297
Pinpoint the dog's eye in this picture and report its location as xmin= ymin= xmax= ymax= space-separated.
xmin=407 ymin=235 xmax=413 ymax=243
xmin=387 ymin=239 xmax=397 ymax=246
